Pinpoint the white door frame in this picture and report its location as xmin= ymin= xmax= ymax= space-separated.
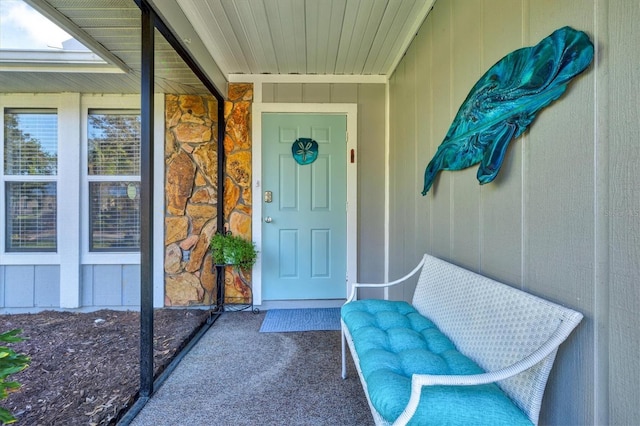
xmin=251 ymin=103 xmax=358 ymax=307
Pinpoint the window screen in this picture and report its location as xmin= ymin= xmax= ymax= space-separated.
xmin=88 ymin=111 xmax=140 ymax=176
xmin=87 ymin=110 xmax=141 ymax=252
xmin=89 ymin=182 xmax=140 ymax=251
xmin=3 ymin=109 xmax=58 ymax=252
xmin=5 ymin=182 xmax=57 ymax=251
xmin=4 ymin=110 xmax=57 ymax=176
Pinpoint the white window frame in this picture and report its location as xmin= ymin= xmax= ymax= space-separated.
xmin=1 ymin=93 xmax=165 ymax=309
xmin=0 ymin=94 xmax=63 ymax=265
xmin=81 ymin=95 xmax=141 ymax=264
xmin=84 ymin=100 xmax=141 ymax=260
xmin=80 ymin=94 xmax=165 ymax=308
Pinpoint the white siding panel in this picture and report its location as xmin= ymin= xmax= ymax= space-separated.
xmin=356 ymin=84 xmax=385 ymax=299
xmin=386 ymin=0 xmax=630 ymax=423
xmin=524 ymin=2 xmax=596 ymax=422
xmin=401 ymin=43 xmax=419 ymax=285
xmin=34 ymin=265 xmax=60 ymax=307
xmin=122 ymin=264 xmax=141 ymax=306
xmin=303 ymin=84 xmax=331 ymax=103
xmin=92 ymin=265 xmax=123 ymax=306
xmin=414 ymin=21 xmax=432 ymax=257
xmin=4 ymin=266 xmax=34 ymax=308
xmin=81 ymin=265 xmax=94 ymax=306
xmin=450 ymin=0 xmax=482 ymax=271
xmin=480 ymin=0 xmax=524 ymax=285
xmin=427 ymin=0 xmax=452 ymax=261
xmin=329 ymin=83 xmax=358 ymax=103
xmin=608 ymin=0 xmax=640 ymax=423
xmin=272 ymin=83 xmax=304 ymax=103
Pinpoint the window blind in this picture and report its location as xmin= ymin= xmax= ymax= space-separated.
xmin=89 ymin=181 xmax=140 ymax=251
xmin=3 ymin=109 xmax=57 ymax=176
xmin=5 ymin=182 xmax=57 ymax=251
xmin=87 ymin=111 xmax=140 ymax=176
xmin=87 ymin=110 xmax=141 ymax=252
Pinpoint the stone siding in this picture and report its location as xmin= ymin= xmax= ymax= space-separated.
xmin=222 ymin=83 xmax=253 ymax=305
xmin=163 ymin=84 xmax=253 ymax=306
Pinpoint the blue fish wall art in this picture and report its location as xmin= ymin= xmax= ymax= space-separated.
xmin=422 ymin=26 xmax=594 ymax=195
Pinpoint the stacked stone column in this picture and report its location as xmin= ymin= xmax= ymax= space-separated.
xmin=164 ymin=84 xmax=253 ymax=306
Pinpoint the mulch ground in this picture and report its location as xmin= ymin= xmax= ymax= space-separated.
xmin=0 ymin=309 xmax=212 ymax=425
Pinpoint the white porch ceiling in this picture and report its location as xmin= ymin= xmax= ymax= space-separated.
xmin=176 ymin=0 xmax=434 ymax=77
xmin=0 ymin=0 xmax=435 ymax=95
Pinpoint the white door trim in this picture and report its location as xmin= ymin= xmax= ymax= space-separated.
xmin=251 ymin=103 xmax=358 ymax=307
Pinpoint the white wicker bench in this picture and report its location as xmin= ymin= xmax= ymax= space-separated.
xmin=341 ymin=254 xmax=583 ymax=426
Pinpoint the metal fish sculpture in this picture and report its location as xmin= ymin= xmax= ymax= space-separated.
xmin=422 ymin=26 xmax=594 ymax=195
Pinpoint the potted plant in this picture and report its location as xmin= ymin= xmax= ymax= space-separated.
xmin=210 ymin=232 xmax=258 ymax=270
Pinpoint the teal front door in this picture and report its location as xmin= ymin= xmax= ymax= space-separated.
xmin=262 ymin=113 xmax=347 ymax=300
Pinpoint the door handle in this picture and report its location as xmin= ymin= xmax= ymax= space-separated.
xmin=264 ymin=216 xmax=273 ymax=223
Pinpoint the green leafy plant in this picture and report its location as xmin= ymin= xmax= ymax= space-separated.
xmin=0 ymin=329 xmax=30 ymax=425
xmin=210 ymin=233 xmax=258 ymax=270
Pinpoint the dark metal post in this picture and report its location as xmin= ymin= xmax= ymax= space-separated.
xmin=139 ymin=0 xmax=155 ymax=398
xmin=216 ymin=99 xmax=226 ymax=309
xmin=134 ymin=0 xmax=227 ymax=400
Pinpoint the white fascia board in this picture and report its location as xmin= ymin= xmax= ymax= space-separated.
xmin=0 ymin=50 xmax=107 ymax=63
xmin=0 ymin=64 xmax=124 ymax=73
xmin=0 ymin=50 xmax=123 ymax=74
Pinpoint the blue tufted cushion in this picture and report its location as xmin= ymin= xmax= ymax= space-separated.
xmin=342 ymin=300 xmax=533 ymax=425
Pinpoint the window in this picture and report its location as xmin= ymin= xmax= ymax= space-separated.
xmin=3 ymin=109 xmax=57 ymax=252
xmin=87 ymin=110 xmax=141 ymax=251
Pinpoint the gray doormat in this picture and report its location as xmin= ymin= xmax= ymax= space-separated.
xmin=259 ymin=307 xmax=341 ymax=332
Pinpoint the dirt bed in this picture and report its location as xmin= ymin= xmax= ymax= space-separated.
xmin=1 ymin=309 xmax=211 ymax=425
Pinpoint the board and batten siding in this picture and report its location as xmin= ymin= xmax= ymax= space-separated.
xmin=262 ymin=83 xmax=386 ymax=290
xmin=0 ymin=265 xmax=60 ymax=309
xmin=608 ymin=0 xmax=640 ymax=423
xmin=0 ymin=265 xmax=140 ymax=311
xmin=81 ymin=265 xmax=141 ymax=308
xmin=388 ymin=0 xmax=638 ymax=424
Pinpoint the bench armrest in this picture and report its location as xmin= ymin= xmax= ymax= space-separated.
xmin=346 ymin=255 xmax=427 ymax=302
xmin=392 ymin=310 xmax=583 ymax=426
